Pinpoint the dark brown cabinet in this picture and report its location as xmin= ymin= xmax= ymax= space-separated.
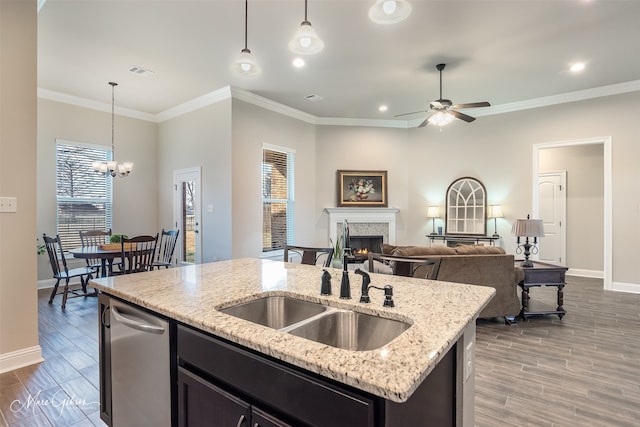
xmin=178 ymin=367 xmax=292 ymax=427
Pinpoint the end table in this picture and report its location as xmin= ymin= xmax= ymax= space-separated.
xmin=516 ymin=260 xmax=568 ymax=320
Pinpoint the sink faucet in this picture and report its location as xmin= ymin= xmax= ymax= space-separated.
xmin=340 ymin=264 xmax=351 ymax=299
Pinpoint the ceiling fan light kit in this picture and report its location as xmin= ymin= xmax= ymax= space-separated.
xmin=289 ymin=0 xmax=324 ymax=55
xmin=369 ymin=0 xmax=412 ymax=25
xmin=233 ymin=0 xmax=261 ymax=77
xmin=396 ymin=63 xmax=491 ymax=128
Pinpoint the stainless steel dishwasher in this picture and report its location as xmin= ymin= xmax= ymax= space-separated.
xmin=110 ymin=298 xmax=171 ymax=426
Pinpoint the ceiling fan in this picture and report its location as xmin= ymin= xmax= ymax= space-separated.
xmin=395 ymin=63 xmax=490 ymax=127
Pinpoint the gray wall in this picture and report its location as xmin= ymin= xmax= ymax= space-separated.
xmin=539 ymin=144 xmax=604 ymax=271
xmin=231 ymin=99 xmax=317 ymax=258
xmin=157 ymin=99 xmax=233 ymax=262
xmin=37 ymin=99 xmax=158 ymax=279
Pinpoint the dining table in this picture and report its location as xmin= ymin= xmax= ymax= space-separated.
xmin=69 ymin=245 xmax=123 ymax=277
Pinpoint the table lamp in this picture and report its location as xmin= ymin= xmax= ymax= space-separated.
xmin=426 ymin=206 xmax=439 ymax=235
xmin=512 ymin=215 xmax=545 ymax=267
xmin=488 ymin=205 xmax=503 ymax=238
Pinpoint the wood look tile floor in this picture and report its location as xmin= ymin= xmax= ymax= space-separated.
xmin=2 ymin=277 xmax=639 ymax=426
xmin=0 ymin=288 xmax=106 ymax=427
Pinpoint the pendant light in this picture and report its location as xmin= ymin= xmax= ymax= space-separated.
xmin=289 ymin=0 xmax=324 ymax=55
xmin=233 ymin=0 xmax=260 ymax=77
xmin=92 ymin=82 xmax=133 ymax=177
xmin=369 ymin=0 xmax=412 ymax=25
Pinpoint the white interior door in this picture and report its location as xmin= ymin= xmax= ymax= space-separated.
xmin=173 ymin=167 xmax=202 ymax=265
xmin=537 ymin=171 xmax=566 ymax=265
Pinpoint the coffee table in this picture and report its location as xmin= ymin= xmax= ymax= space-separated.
xmin=516 ymin=260 xmax=568 ymax=320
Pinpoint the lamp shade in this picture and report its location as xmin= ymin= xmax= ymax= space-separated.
xmin=233 ymin=48 xmax=261 ymax=77
xmin=426 ymin=206 xmax=439 ymax=218
xmin=369 ymin=0 xmax=412 ymax=24
xmin=289 ymin=21 xmax=324 ymax=55
xmin=488 ymin=205 xmax=503 ymax=219
xmin=511 ymin=218 xmax=545 ymax=237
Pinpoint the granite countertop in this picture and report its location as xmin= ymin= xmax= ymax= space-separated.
xmin=89 ymin=258 xmax=494 ymax=403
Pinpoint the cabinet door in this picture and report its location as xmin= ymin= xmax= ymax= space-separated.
xmin=251 ymin=407 xmax=293 ymax=427
xmin=98 ymin=293 xmax=112 ymax=426
xmin=178 ymin=368 xmax=251 ymax=427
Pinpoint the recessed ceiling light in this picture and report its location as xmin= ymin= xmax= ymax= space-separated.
xmin=570 ymin=62 xmax=586 ymax=73
xmin=378 ymin=105 xmax=388 ymax=112
xmin=292 ymin=58 xmax=305 ymax=68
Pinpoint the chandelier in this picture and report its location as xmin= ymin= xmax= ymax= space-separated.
xmin=92 ymin=82 xmax=133 ymax=177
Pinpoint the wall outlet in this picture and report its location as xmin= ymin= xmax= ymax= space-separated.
xmin=0 ymin=197 xmax=17 ymax=213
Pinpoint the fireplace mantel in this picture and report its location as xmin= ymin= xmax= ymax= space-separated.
xmin=326 ymin=207 xmax=399 ymax=245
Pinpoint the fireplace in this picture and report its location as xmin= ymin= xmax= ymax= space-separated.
xmin=326 ymin=207 xmax=400 ymax=247
xmin=349 ymin=235 xmax=383 ymax=260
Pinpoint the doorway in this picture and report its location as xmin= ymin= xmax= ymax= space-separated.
xmin=173 ymin=167 xmax=202 ymax=265
xmin=532 ymin=137 xmax=612 ymax=290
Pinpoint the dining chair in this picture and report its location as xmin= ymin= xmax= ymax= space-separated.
xmin=43 ymin=233 xmax=96 ymax=309
xmin=79 ymin=229 xmax=112 ymax=277
xmin=367 ymin=252 xmax=441 ymax=279
xmin=119 ymin=234 xmax=159 ymax=274
xmin=151 ymin=229 xmax=180 ymax=270
xmin=284 ymin=245 xmax=334 ymax=268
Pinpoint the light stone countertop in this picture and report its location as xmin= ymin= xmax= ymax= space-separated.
xmin=89 ymin=258 xmax=495 ymax=403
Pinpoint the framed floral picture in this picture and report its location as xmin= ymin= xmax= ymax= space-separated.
xmin=337 ymin=170 xmax=388 ymax=207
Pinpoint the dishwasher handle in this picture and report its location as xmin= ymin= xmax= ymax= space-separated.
xmin=111 ymin=306 xmax=166 ymax=335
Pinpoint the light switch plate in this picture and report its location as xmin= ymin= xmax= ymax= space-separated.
xmin=0 ymin=197 xmax=17 ymax=213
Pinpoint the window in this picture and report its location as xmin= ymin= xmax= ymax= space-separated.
xmin=262 ymin=145 xmax=294 ymax=252
xmin=56 ymin=140 xmax=112 ymax=250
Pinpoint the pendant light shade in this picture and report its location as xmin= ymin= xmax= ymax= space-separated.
xmin=92 ymin=82 xmax=133 ymax=178
xmin=369 ymin=0 xmax=412 ymax=25
xmin=289 ymin=0 xmax=324 ymax=55
xmin=233 ymin=0 xmax=260 ymax=77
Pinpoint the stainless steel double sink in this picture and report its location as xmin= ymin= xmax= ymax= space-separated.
xmin=220 ymin=296 xmax=410 ymax=351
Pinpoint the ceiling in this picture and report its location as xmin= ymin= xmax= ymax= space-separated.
xmin=37 ymin=0 xmax=640 ymax=125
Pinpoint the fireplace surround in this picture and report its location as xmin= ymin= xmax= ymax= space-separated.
xmin=326 ymin=207 xmax=399 ymax=247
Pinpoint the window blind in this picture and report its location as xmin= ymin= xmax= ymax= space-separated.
xmin=262 ymin=147 xmax=294 ymax=251
xmin=56 ymin=141 xmax=113 ymax=250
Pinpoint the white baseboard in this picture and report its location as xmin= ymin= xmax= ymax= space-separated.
xmin=0 ymin=346 xmax=44 ymax=374
xmin=567 ymin=268 xmax=604 ymax=279
xmin=37 ymin=278 xmax=56 ymax=289
xmin=611 ymin=281 xmax=640 ymax=294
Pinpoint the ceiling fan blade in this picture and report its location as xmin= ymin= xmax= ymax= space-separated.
xmin=449 ymin=109 xmax=476 ymax=123
xmin=451 ymin=101 xmax=490 ymax=109
xmin=393 ymin=110 xmax=428 ymax=118
xmin=418 ymin=117 xmax=429 ymax=128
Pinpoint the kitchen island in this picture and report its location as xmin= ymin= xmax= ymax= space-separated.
xmin=90 ymin=258 xmax=495 ymax=427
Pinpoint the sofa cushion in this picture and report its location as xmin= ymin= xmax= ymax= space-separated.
xmin=380 ymin=243 xmax=398 ymax=254
xmin=454 ymin=244 xmax=506 ymax=255
xmin=392 ymin=246 xmax=457 ymax=256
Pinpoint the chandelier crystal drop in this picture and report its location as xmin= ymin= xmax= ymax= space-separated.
xmin=92 ymin=82 xmax=133 ymax=178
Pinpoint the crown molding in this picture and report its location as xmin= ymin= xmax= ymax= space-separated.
xmin=37 ymin=88 xmax=157 ymax=122
xmin=155 ymin=86 xmax=232 ymax=122
xmin=38 ymin=80 xmax=640 ymax=128
xmin=229 ymin=87 xmax=317 ymax=124
xmin=469 ymin=80 xmax=640 ymax=117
